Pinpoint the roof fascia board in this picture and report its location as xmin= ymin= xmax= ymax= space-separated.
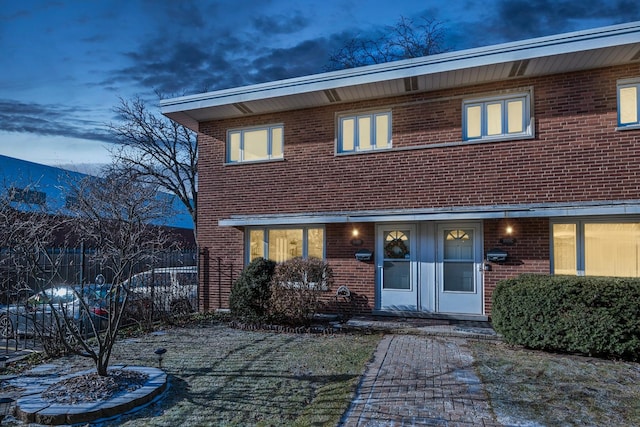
xmin=218 ymin=201 xmax=640 ymax=226
xmin=161 ymin=21 xmax=640 ymax=116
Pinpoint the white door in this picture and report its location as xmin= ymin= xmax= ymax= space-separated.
xmin=437 ymin=224 xmax=483 ymax=315
xmin=377 ymin=225 xmax=417 ymax=311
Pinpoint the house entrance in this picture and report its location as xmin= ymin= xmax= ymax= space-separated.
xmin=436 ymin=224 xmax=483 ymax=315
xmin=377 ymin=225 xmax=418 ymax=311
xmin=376 ymin=221 xmax=483 ymax=316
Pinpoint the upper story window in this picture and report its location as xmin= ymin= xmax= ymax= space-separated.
xmin=617 ymin=79 xmax=640 ymax=128
xmin=227 ymin=124 xmax=283 ymax=163
xmin=463 ymin=92 xmax=532 ymax=141
xmin=337 ymin=110 xmax=391 ymax=153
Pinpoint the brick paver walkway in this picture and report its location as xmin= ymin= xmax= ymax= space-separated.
xmin=340 ymin=335 xmax=501 ymax=426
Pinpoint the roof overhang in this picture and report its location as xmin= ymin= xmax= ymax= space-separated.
xmin=161 ymin=21 xmax=640 ymax=131
xmin=218 ymin=200 xmax=640 ymax=227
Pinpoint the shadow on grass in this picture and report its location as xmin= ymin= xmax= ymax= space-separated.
xmin=100 ymin=328 xmax=378 ymax=426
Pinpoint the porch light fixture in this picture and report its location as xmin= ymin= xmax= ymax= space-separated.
xmin=500 ymin=225 xmax=517 ymax=246
xmin=154 ymin=348 xmax=167 ymax=369
xmin=350 ymin=229 xmax=363 ymax=246
xmin=0 ymin=397 xmax=14 ymax=422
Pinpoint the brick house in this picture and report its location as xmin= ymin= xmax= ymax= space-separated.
xmin=161 ymin=22 xmax=640 ymax=320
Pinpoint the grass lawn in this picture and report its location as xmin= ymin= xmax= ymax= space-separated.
xmin=7 ymin=317 xmax=640 ymax=426
xmin=472 ymin=341 xmax=640 ymax=426
xmin=99 ymin=321 xmax=381 ymax=426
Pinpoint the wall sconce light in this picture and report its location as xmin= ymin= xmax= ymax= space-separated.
xmin=350 ymin=229 xmax=363 ymax=246
xmin=499 ymin=225 xmax=517 ymax=245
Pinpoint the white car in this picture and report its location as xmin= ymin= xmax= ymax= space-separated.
xmin=122 ymin=266 xmax=198 ymax=315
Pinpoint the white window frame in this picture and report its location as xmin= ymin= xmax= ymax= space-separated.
xmin=550 ymin=218 xmax=640 ymax=277
xmin=617 ymin=78 xmax=640 ymax=130
xmin=336 ymin=110 xmax=392 ymax=154
xmin=462 ymin=92 xmax=532 ymax=141
xmin=246 ymin=226 xmax=326 ymax=263
xmin=226 ymin=124 xmax=284 ymax=163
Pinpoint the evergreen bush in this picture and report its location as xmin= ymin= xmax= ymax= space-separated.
xmin=492 ymin=274 xmax=640 ymax=361
xmin=229 ymin=257 xmax=276 ymax=322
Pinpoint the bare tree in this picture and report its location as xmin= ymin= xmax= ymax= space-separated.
xmin=0 ymin=182 xmax=87 ymax=356
xmin=0 ymin=171 xmax=176 ymax=376
xmin=327 ymin=16 xmax=448 ymax=70
xmin=107 ymin=96 xmax=197 ymax=238
xmin=61 ymin=168 xmax=175 ymax=376
xmin=0 ymin=183 xmax=66 ymax=303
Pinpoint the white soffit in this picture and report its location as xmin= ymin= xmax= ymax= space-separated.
xmin=218 ymin=200 xmax=640 ymax=227
xmin=161 ymin=21 xmax=640 ymax=129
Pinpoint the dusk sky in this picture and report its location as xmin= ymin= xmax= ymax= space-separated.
xmin=1 ymin=0 xmax=639 ymax=173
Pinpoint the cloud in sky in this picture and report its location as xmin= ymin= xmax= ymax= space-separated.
xmin=1 ymin=0 xmax=639 ymax=168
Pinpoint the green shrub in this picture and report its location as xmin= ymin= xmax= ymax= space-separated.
xmin=270 ymin=257 xmax=334 ymax=326
xmin=492 ymin=274 xmax=640 ymax=361
xmin=229 ymin=257 xmax=276 ymax=322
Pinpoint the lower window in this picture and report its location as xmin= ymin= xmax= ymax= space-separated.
xmin=248 ymin=227 xmax=324 ymax=263
xmin=552 ymin=221 xmax=640 ymax=277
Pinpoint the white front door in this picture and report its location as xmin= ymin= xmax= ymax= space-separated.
xmin=437 ymin=224 xmax=483 ymax=315
xmin=377 ymin=224 xmax=417 ymax=311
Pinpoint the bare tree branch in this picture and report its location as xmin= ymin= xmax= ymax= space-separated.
xmin=63 ymin=169 xmax=176 ymax=375
xmin=327 ymin=16 xmax=448 ymax=70
xmin=107 ymin=96 xmax=197 ymax=239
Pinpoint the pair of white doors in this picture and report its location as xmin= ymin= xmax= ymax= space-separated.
xmin=376 ymin=223 xmax=483 ymax=315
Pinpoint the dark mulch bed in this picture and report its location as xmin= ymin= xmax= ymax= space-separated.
xmin=42 ymin=369 xmax=148 ymax=404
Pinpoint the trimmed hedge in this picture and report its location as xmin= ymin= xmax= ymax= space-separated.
xmin=492 ymin=274 xmax=640 ymax=361
xmin=229 ymin=257 xmax=276 ymax=322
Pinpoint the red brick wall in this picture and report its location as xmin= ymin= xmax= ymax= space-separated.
xmin=323 ymin=223 xmax=377 ymax=315
xmin=482 ymin=218 xmax=550 ymax=315
xmin=196 ymin=64 xmax=639 ymax=315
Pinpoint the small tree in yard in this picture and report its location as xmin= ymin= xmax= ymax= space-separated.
xmin=63 ymin=167 xmax=175 ymax=376
xmin=270 ymin=258 xmax=334 ymax=326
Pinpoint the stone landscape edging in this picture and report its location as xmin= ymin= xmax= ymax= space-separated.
xmin=14 ymin=365 xmax=167 ymax=425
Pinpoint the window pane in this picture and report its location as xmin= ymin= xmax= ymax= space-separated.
xmin=341 ymin=118 xmax=355 ymax=151
xmin=585 ymin=223 xmax=640 ymax=277
xmin=271 ymin=127 xmax=283 ymax=159
xmin=443 ymin=262 xmax=474 ymax=292
xmin=383 ymin=261 xmax=411 ymax=289
xmin=552 ymin=223 xmax=576 ymax=275
xmin=268 ymin=229 xmax=303 ymax=263
xmin=358 ymin=116 xmax=371 ymax=150
xmin=375 ymin=113 xmax=390 ymax=149
xmin=229 ymin=132 xmax=241 ymax=162
xmin=444 ymin=229 xmax=473 ymax=260
xmin=308 ymin=228 xmax=324 ymax=259
xmin=466 ymin=105 xmax=481 ymax=138
xmin=507 ymin=99 xmax=524 ymax=133
xmin=249 ymin=229 xmax=265 ymax=262
xmin=486 ymin=102 xmax=503 ymax=135
xmin=619 ymin=86 xmax=638 ymax=125
xmin=244 ymin=129 xmax=269 ymax=160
